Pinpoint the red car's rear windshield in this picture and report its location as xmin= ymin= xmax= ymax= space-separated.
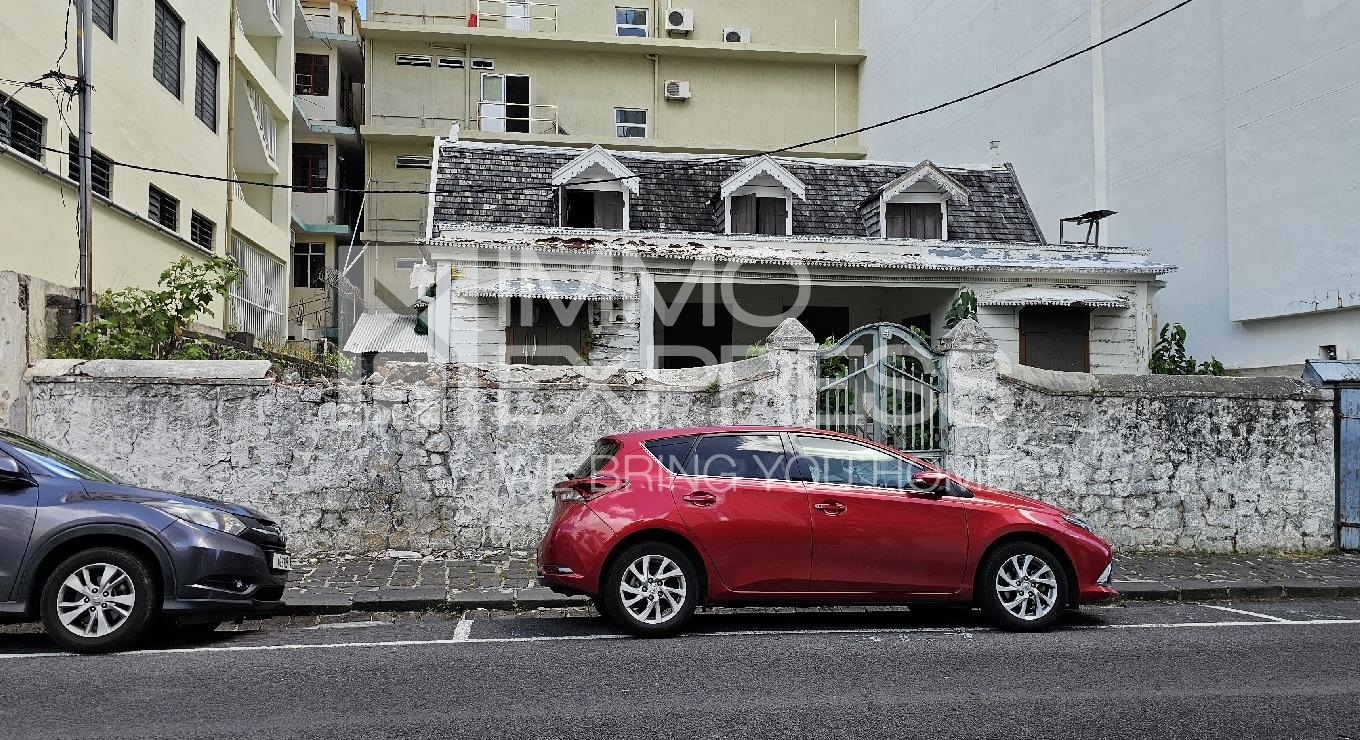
xmin=571 ymin=439 xmax=621 ymax=479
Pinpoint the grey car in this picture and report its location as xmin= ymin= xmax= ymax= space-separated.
xmin=0 ymin=429 xmax=289 ymax=653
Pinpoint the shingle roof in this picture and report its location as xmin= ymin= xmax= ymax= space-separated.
xmin=431 ymin=142 xmax=1046 ymax=242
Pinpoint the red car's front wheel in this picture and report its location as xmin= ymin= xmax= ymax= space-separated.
xmin=978 ymin=542 xmax=1069 ymax=632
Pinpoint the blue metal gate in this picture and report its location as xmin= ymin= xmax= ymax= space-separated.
xmin=815 ymin=323 xmax=946 ymax=463
xmin=1341 ymin=387 xmax=1359 ymax=550
xmin=1306 ymin=361 xmax=1360 ymax=551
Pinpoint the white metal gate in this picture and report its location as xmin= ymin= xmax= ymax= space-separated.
xmin=816 ymin=323 xmax=947 ymax=462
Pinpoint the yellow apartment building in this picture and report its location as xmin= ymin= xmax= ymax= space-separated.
xmin=356 ymin=0 xmax=863 ymax=315
xmin=0 ymin=0 xmax=295 ymax=340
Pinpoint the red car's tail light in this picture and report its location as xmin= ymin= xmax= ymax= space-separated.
xmin=555 ymin=475 xmax=628 ymax=503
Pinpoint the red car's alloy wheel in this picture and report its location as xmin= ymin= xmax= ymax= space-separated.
xmin=601 ymin=542 xmax=699 ymax=637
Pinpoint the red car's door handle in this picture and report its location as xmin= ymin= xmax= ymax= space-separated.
xmin=682 ymin=492 xmax=717 ymax=507
xmin=814 ymin=501 xmax=847 ymax=516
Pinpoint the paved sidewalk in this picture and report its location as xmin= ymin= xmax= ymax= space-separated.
xmin=279 ymin=550 xmax=1360 ymax=616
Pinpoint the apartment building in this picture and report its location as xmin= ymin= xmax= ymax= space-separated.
xmin=860 ymin=0 xmax=1360 ymax=373
xmin=356 ymin=0 xmax=863 ymax=315
xmin=288 ymin=0 xmax=365 ymax=345
xmin=0 ymin=0 xmax=294 ymax=340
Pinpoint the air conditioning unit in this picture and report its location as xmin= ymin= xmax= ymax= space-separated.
xmin=665 ymin=9 xmax=694 ymax=34
xmin=664 ymin=80 xmax=692 ymax=100
xmin=724 ymin=28 xmax=751 ymax=43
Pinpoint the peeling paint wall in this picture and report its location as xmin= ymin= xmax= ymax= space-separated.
xmin=26 ymin=333 xmax=818 ymax=555
xmin=0 ymin=271 xmax=78 ymax=434
xmin=943 ymin=321 xmax=1336 ymax=552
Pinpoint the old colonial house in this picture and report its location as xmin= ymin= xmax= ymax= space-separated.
xmin=361 ymin=140 xmax=1174 ymax=373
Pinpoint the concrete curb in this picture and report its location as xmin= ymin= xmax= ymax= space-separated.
xmin=276 ymin=581 xmax=1360 ymax=617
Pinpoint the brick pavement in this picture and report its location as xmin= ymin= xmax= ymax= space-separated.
xmin=279 ymin=550 xmax=1360 ymax=616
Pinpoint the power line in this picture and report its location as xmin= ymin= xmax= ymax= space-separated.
xmin=43 ymin=0 xmax=1196 ymax=198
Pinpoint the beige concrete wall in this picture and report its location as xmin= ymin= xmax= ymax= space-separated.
xmin=0 ymin=1 xmax=232 ymax=283
xmin=0 ymin=0 xmax=293 ymax=329
xmin=366 ymin=39 xmax=858 ymax=149
xmin=369 ymin=0 xmax=858 ymax=49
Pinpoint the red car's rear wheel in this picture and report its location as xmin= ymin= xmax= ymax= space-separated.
xmin=600 ymin=542 xmax=699 ymax=637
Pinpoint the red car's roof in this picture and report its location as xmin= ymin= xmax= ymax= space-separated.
xmin=608 ymin=426 xmax=856 ymax=443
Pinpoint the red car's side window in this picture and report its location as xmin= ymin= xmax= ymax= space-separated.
xmin=791 ymin=435 xmax=923 ymax=489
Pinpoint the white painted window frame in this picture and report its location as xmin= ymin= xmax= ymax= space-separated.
xmin=615 ymin=6 xmax=649 ymax=36
xmin=614 ymin=107 xmax=648 ymax=138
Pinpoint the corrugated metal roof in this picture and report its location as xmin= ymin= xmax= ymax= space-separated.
xmin=454 ymin=277 xmax=636 ymax=300
xmin=979 ymin=286 xmax=1130 ymax=308
xmin=342 ymin=313 xmax=430 ymax=355
xmin=1303 ymin=360 xmax=1360 ymax=385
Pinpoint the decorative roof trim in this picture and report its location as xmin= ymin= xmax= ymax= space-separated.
xmin=454 ymin=277 xmax=636 ymax=301
xmin=550 ymin=146 xmax=640 ymax=195
xmin=877 ymin=160 xmax=971 ymax=206
xmin=720 ymin=155 xmax=807 ymax=200
xmin=978 ymin=286 xmax=1130 ymax=308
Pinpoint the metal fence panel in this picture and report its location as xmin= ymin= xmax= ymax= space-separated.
xmin=229 ymin=235 xmax=286 ymax=342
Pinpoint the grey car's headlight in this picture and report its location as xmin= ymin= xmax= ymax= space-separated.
xmin=1061 ymin=514 xmax=1094 ymax=533
xmin=148 ymin=501 xmax=247 ymax=537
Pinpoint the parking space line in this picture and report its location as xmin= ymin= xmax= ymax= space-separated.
xmin=453 ymin=618 xmax=474 ymax=642
xmin=2 ymin=618 xmax=1358 ymax=661
xmin=1194 ymin=604 xmax=1292 ymax=623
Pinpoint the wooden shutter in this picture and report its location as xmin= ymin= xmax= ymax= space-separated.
xmin=195 ymin=43 xmax=218 ymax=130
xmin=885 ymin=203 xmax=907 ymax=238
xmin=92 ymin=0 xmax=115 ymax=37
xmin=905 ymin=203 xmax=942 ymax=239
xmin=730 ymin=194 xmax=756 ymax=233
xmin=152 ymin=0 xmax=183 ymax=98
xmin=1020 ymin=308 xmax=1090 ymax=372
xmin=757 ymin=196 xmax=787 ymax=235
xmin=594 ymin=191 xmax=625 ymax=229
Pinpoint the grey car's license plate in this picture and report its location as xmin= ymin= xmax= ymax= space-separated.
xmin=270 ymin=552 xmax=292 ymax=571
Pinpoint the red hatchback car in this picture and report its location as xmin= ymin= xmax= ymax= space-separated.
xmin=537 ymin=426 xmax=1116 ymax=636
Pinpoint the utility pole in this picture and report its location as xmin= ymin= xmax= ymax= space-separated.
xmin=75 ymin=0 xmax=94 ymax=322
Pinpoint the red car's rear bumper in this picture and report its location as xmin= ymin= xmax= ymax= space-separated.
xmin=536 ymin=502 xmax=615 ymax=597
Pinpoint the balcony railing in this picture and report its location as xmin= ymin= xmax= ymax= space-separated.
xmin=371 ymin=1 xmax=559 ymax=32
xmin=302 ymin=4 xmax=358 ymax=35
xmin=246 ymin=84 xmax=278 ymax=161
xmin=475 ymin=102 xmax=561 ymax=135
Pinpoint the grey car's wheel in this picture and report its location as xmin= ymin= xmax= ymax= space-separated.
xmin=600 ymin=542 xmax=699 ymax=638
xmin=40 ymin=547 xmax=159 ymax=654
xmin=977 ymin=542 xmax=1068 ymax=632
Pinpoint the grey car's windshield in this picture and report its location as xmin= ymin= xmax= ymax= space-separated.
xmin=0 ymin=430 xmax=124 ymax=483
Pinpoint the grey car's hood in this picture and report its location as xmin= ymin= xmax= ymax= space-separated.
xmin=77 ymin=482 xmax=276 ymax=523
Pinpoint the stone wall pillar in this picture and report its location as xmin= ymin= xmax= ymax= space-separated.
xmin=761 ymin=318 xmax=820 ymax=428
xmin=939 ymin=319 xmax=1003 ymax=480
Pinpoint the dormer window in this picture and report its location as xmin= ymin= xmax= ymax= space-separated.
xmin=721 ymin=156 xmax=806 ymax=236
xmin=550 ymin=146 xmax=640 ymax=230
xmin=870 ymin=160 xmax=970 ymax=240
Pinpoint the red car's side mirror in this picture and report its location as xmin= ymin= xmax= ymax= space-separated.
xmin=911 ymin=470 xmax=970 ymax=498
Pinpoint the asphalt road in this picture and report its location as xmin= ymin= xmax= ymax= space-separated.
xmin=2 ymin=599 xmax=1359 ymax=740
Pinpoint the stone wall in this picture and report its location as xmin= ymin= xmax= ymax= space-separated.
xmin=943 ymin=321 xmax=1336 ymax=552
xmin=25 ymin=320 xmax=819 ymax=554
xmin=0 ymin=271 xmax=79 ymax=433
